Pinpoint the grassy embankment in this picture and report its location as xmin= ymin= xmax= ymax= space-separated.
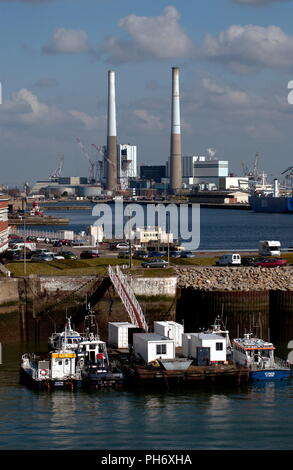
xmin=4 ymin=253 xmax=293 ymax=277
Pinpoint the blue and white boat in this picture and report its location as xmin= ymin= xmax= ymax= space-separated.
xmin=232 ymin=333 xmax=291 ymax=381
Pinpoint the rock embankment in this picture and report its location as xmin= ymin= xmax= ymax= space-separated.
xmin=174 ymin=266 xmax=293 ymax=291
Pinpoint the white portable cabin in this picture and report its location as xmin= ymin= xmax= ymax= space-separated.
xmin=190 ymin=333 xmax=226 ymax=363
xmin=182 ymin=333 xmax=199 ymax=358
xmin=153 ymin=321 xmax=184 ymax=347
xmin=133 ymin=333 xmax=175 ymax=364
xmin=108 ymin=322 xmax=138 ymax=349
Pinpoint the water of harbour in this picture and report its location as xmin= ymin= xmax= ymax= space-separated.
xmin=1 ymin=343 xmax=293 ymax=450
xmin=2 ymin=206 xmax=293 ymax=450
xmin=21 ymin=205 xmax=293 ymax=250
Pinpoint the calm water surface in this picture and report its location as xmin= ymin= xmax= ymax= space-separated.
xmin=5 ymin=207 xmax=293 ymax=450
xmin=24 ymin=206 xmax=293 ymax=250
xmin=1 ymin=344 xmax=293 ymax=450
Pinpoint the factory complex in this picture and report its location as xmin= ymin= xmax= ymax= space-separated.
xmin=28 ymin=67 xmax=250 ymax=201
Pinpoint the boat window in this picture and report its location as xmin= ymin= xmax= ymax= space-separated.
xmin=65 ymin=359 xmax=69 ymax=365
xmin=216 ymin=342 xmax=223 ymax=351
xmin=156 ymin=344 xmax=167 ymax=355
xmin=99 ymin=345 xmax=104 ymax=353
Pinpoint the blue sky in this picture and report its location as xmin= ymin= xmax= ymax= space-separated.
xmin=1 ymin=0 xmax=293 ymax=186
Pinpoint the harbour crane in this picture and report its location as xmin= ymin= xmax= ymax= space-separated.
xmin=50 ymin=155 xmax=64 ymax=180
xmin=76 ymin=138 xmax=96 ymax=184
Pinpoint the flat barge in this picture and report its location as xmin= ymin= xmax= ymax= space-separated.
xmin=9 ymin=216 xmax=69 ymax=225
xmin=123 ymin=363 xmax=249 ymax=388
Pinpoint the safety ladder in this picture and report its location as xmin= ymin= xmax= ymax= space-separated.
xmin=108 ymin=265 xmax=148 ymax=331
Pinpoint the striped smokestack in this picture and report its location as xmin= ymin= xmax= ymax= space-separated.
xmin=170 ymin=66 xmax=182 ymax=194
xmin=106 ymin=70 xmax=117 ymax=191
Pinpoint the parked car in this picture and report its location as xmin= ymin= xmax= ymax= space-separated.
xmin=133 ymin=250 xmax=149 ymax=259
xmin=147 ymin=251 xmax=166 ymax=258
xmin=60 ymin=251 xmax=78 ymax=260
xmin=118 ymin=251 xmax=131 ymax=259
xmin=241 ymin=257 xmax=256 ymax=266
xmin=253 ymin=257 xmax=287 ymax=268
xmin=0 ymin=249 xmax=22 ymax=261
xmin=169 ymin=251 xmax=182 ymax=258
xmin=26 ymin=236 xmax=37 ymax=242
xmin=180 ymin=251 xmax=196 ymax=258
xmin=72 ymin=240 xmax=85 ymax=246
xmin=116 ymin=242 xmax=129 ymax=250
xmin=44 ymin=252 xmax=65 ymax=260
xmin=30 ymin=253 xmax=54 ymax=262
xmin=141 ymin=259 xmax=169 ymax=268
xmin=109 ymin=242 xmax=118 ymax=250
xmin=80 ymin=250 xmax=99 ymax=259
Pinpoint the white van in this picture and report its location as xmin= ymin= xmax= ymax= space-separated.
xmin=259 ymin=240 xmax=281 ymax=257
xmin=216 ymin=254 xmax=241 ymax=266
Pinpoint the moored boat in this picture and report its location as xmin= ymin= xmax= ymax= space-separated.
xmin=21 ymin=308 xmax=124 ymax=390
xmin=232 ymin=333 xmax=291 ymax=381
xmin=20 ymin=350 xmax=81 ymax=390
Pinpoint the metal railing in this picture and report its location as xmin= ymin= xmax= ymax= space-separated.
xmin=108 ymin=265 xmax=148 ymax=331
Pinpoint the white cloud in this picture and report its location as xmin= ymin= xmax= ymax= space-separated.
xmin=42 ymin=28 xmax=89 ymax=54
xmin=203 ymin=24 xmax=293 ymax=73
xmin=0 ymin=88 xmax=97 ymax=130
xmin=99 ymin=6 xmax=195 ymax=64
xmin=133 ymin=108 xmax=165 ymax=130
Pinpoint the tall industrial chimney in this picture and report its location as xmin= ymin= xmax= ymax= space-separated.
xmin=170 ymin=66 xmax=182 ymax=194
xmin=106 ymin=70 xmax=117 ymax=191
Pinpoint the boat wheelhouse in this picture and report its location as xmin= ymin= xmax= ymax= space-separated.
xmin=232 ymin=333 xmax=291 ymax=381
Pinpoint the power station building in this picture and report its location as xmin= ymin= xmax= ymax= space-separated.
xmin=182 ymin=156 xmax=229 ymax=188
xmin=117 ymin=144 xmax=137 ymax=189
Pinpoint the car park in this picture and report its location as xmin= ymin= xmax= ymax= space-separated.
xmin=141 ymin=259 xmax=169 ymax=268
xmin=80 ymin=250 xmax=99 ymax=259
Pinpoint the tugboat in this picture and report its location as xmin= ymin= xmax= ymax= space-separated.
xmin=20 ymin=350 xmax=81 ymax=390
xmin=76 ymin=307 xmax=124 ymax=389
xmin=20 ymin=307 xmax=124 ymax=390
xmin=232 ymin=333 xmax=291 ymax=381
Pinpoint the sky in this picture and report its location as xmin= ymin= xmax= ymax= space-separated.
xmin=1 ymin=0 xmax=293 ymax=187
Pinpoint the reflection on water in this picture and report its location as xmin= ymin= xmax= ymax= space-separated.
xmin=1 ymin=344 xmax=293 ymax=450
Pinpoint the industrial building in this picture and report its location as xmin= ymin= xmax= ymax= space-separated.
xmin=0 ymin=195 xmax=9 ymax=253
xmin=182 ymin=155 xmax=229 ymax=189
xmin=140 ymin=165 xmax=166 ymax=183
xmin=102 ymin=144 xmax=137 ymax=189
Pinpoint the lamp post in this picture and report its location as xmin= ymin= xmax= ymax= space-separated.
xmin=23 ymin=205 xmax=26 ymax=275
xmin=128 ymin=209 xmax=132 ymax=269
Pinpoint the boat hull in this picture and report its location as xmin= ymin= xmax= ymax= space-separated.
xmin=249 ymin=195 xmax=293 ymax=213
xmin=20 ymin=368 xmax=82 ymax=390
xmin=81 ymin=371 xmax=124 ymax=389
xmin=249 ymin=369 xmax=291 ymax=381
